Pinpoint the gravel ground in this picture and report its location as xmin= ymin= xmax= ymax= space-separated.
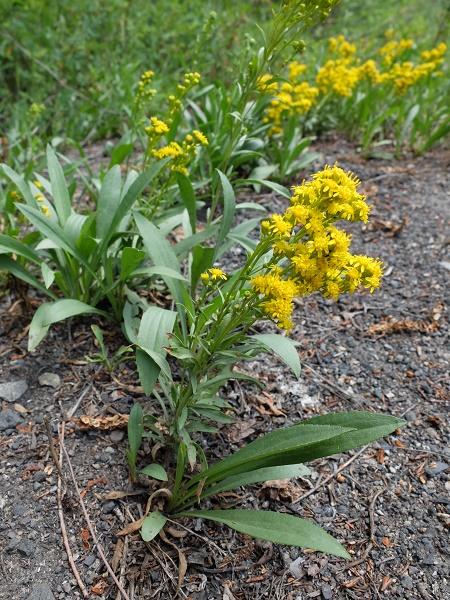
xmin=0 ymin=138 xmax=449 ymax=600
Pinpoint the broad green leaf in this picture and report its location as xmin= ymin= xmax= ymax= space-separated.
xmin=1 ymin=164 xmax=37 ymax=208
xmin=120 ymin=247 xmax=146 ymax=281
xmin=251 ymin=333 xmax=301 ymax=378
xmin=141 ymin=511 xmax=167 ymax=542
xmin=173 ymin=224 xmax=219 ymax=260
xmin=140 ymin=464 xmax=168 ymax=481
xmin=134 ymin=213 xmax=185 ymax=324
xmin=234 ymin=179 xmax=291 ymax=199
xmin=136 ymin=347 xmax=161 ymax=396
xmin=0 ymin=233 xmax=46 ymax=265
xmin=64 ymin=212 xmax=88 ymax=246
xmin=190 ymin=245 xmax=214 ymax=292
xmin=182 ymin=412 xmax=404 ymax=493
xmin=176 ymin=510 xmax=349 ymax=558
xmin=0 ymin=256 xmax=58 ymax=299
xmin=137 ymin=306 xmax=177 ymax=354
xmin=46 ymin=145 xmax=71 ymax=227
xmin=200 ymin=463 xmax=311 ymax=500
xmin=96 ymin=165 xmax=123 ymax=240
xmin=176 ymin=171 xmax=196 ymax=233
xmin=127 ymin=403 xmax=144 ymax=462
xmin=213 ymin=170 xmax=236 ymax=261
xmin=108 ymin=143 xmax=134 ymax=169
xmin=41 ymin=263 xmax=55 ymax=288
xmin=28 ymin=300 xmax=110 ymax=350
xmin=137 ymin=346 xmax=172 ymax=381
xmin=96 ymin=157 xmax=171 ymax=258
xmin=131 ymin=265 xmax=187 ymax=282
xmin=16 ymin=205 xmax=96 ymax=278
xmin=216 ymin=217 xmax=262 ymax=259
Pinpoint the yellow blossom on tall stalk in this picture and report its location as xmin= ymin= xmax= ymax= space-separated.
xmin=246 ymin=164 xmax=383 ymax=332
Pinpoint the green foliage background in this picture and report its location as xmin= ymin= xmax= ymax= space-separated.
xmin=1 ymin=0 xmax=448 ymax=141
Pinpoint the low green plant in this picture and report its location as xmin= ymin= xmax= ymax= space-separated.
xmin=127 ymin=408 xmax=404 ymax=557
xmin=84 ymin=325 xmax=133 ymax=374
xmin=0 ymin=145 xmax=173 ymax=347
xmin=124 ymin=163 xmax=402 ymax=558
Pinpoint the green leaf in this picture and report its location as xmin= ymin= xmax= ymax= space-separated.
xmin=136 ymin=347 xmax=161 ymax=396
xmin=131 ymin=265 xmax=187 ymax=282
xmin=190 ymin=245 xmax=214 ymax=292
xmin=120 ymin=247 xmax=146 ymax=282
xmin=127 ymin=403 xmax=144 ymax=463
xmin=140 ymin=464 xmax=168 ymax=481
xmin=108 ymin=143 xmax=134 ymax=169
xmin=1 ymin=164 xmax=37 ymax=208
xmin=46 ymin=145 xmax=71 ymax=227
xmin=96 ymin=165 xmax=123 ymax=240
xmin=251 ymin=333 xmax=301 ymax=378
xmin=0 ymin=233 xmax=46 ymax=265
xmin=28 ymin=300 xmax=110 ymax=350
xmin=0 ymin=256 xmax=58 ymax=299
xmin=141 ymin=511 xmax=167 ymax=542
xmin=200 ymin=463 xmax=311 ymax=500
xmin=176 ymin=510 xmax=349 ymax=558
xmin=16 ymin=205 xmax=97 ymax=278
xmin=183 ymin=412 xmax=404 ymax=491
xmin=176 ymin=171 xmax=196 ymax=233
xmin=137 ymin=305 xmax=177 ymax=354
xmin=41 ymin=263 xmax=55 ymax=288
xmin=213 ymin=170 xmax=236 ymax=261
xmin=96 ymin=158 xmax=171 ymax=259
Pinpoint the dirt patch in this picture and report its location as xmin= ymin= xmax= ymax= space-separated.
xmin=1 ymin=138 xmax=449 ymax=599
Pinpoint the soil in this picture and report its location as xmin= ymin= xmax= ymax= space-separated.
xmin=0 ymin=138 xmax=449 ymax=600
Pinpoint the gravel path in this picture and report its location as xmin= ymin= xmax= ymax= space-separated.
xmin=0 ymin=139 xmax=449 ymax=599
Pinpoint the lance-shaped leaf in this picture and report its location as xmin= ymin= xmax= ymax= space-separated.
xmin=251 ymin=333 xmax=301 ymax=378
xmin=179 ymin=412 xmax=404 ymax=494
xmin=175 ymin=510 xmax=349 ymax=558
xmin=46 ymin=145 xmax=72 ymax=227
xmin=28 ymin=300 xmax=110 ymax=350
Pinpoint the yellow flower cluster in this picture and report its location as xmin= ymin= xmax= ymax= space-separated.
xmin=251 ymin=164 xmax=383 ymax=332
xmin=259 ymin=68 xmax=319 ymax=135
xmin=261 ymin=34 xmax=447 ymax=130
xmin=134 ymin=70 xmax=156 ymax=109
xmin=379 ymin=39 xmax=414 ymax=66
xmin=152 ymin=129 xmax=208 ymax=176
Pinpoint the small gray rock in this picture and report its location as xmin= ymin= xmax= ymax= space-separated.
xmin=322 ymin=584 xmax=333 ymax=600
xmin=17 ymin=539 xmax=36 ymax=557
xmin=109 ymin=429 xmax=125 ymax=443
xmin=83 ymin=554 xmax=96 ymax=567
xmin=38 ymin=373 xmax=61 ymax=389
xmin=439 ymin=261 xmax=450 ymax=272
xmin=0 ymin=380 xmax=28 ymax=402
xmin=0 ymin=409 xmax=23 ymax=431
xmin=27 ymin=583 xmax=56 ymax=600
xmin=33 ymin=471 xmax=47 ymax=483
xmin=401 ymin=575 xmax=414 ymax=590
xmin=425 ymin=462 xmax=449 ymax=477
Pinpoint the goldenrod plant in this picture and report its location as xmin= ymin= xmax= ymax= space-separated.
xmin=127 ymin=164 xmax=403 ymax=555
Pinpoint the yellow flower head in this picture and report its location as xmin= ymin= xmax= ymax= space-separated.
xmin=209 ymin=268 xmax=227 ymax=281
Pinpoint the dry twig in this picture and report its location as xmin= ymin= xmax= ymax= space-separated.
xmin=59 ymin=432 xmax=131 ymax=600
xmin=57 ymin=422 xmax=89 ymax=598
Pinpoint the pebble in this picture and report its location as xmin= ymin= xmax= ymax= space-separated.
xmin=109 ymin=429 xmax=125 ymax=443
xmin=404 ymin=411 xmax=417 ymax=422
xmin=321 ymin=584 xmax=332 ymax=599
xmin=17 ymin=539 xmax=36 ymax=557
xmin=27 ymin=583 xmax=56 ymax=600
xmin=425 ymin=462 xmax=449 ymax=477
xmin=0 ymin=408 xmax=23 ymax=431
xmin=0 ymin=380 xmax=28 ymax=402
xmin=38 ymin=373 xmax=61 ymax=388
xmin=83 ymin=554 xmax=96 ymax=567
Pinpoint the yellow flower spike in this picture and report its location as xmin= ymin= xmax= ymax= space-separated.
xmin=192 ymin=130 xmax=208 ymax=146
xmin=33 ymin=180 xmax=42 ymax=189
xmin=200 ymin=272 xmax=210 ymax=284
xmin=208 ymin=268 xmax=227 ymax=281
